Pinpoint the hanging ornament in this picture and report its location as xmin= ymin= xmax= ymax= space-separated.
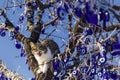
xmin=99 ymin=8 xmax=104 ymax=21
xmin=26 ymin=2 xmax=32 ymax=6
xmin=57 ymin=7 xmax=67 ymax=20
xmin=31 ymin=77 xmax=36 ymax=80
xmin=110 ymin=41 xmax=120 ymax=56
xmin=19 ymin=15 xmax=24 ymax=23
xmin=15 ymin=40 xmax=21 ymax=49
xmin=76 ymin=45 xmax=87 ymax=55
xmin=15 ymin=26 xmax=20 ymax=31
xmin=0 ymin=31 xmax=6 ymax=37
xmin=20 ymin=47 xmax=26 ymax=57
xmin=72 ymin=70 xmax=79 ymax=76
xmin=85 ymin=10 xmax=98 ymax=25
xmin=104 ymin=11 xmax=110 ymax=21
xmin=41 ymin=28 xmax=45 ymax=34
xmin=80 ymin=66 xmax=88 ymax=73
xmin=9 ymin=31 xmax=14 ymax=40
xmin=91 ymin=66 xmax=96 ymax=75
xmin=99 ymin=57 xmax=106 ymax=65
xmin=0 ymin=28 xmax=6 ymax=37
xmin=32 ymin=1 xmax=37 ymax=7
xmin=63 ymin=2 xmax=69 ymax=13
xmin=74 ymin=7 xmax=82 ymax=18
xmin=97 ymin=71 xmax=102 ymax=77
xmin=102 ymin=73 xmax=109 ymax=79
xmin=109 ymin=71 xmax=117 ymax=79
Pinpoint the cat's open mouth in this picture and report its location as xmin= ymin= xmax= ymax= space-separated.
xmin=37 ymin=51 xmax=42 ymax=56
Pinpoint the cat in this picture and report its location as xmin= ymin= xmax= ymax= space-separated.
xmin=30 ymin=39 xmax=60 ymax=78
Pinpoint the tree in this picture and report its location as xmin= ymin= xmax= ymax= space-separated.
xmin=0 ymin=0 xmax=120 ymax=80
xmin=0 ymin=59 xmax=24 ymax=80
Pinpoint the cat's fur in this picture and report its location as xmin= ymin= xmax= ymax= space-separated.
xmin=30 ymin=39 xmax=60 ymax=75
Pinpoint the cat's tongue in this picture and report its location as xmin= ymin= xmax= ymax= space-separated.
xmin=38 ymin=51 xmax=42 ymax=56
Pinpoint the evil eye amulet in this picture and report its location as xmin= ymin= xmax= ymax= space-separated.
xmin=57 ymin=7 xmax=67 ymax=20
xmin=77 ymin=45 xmax=87 ymax=55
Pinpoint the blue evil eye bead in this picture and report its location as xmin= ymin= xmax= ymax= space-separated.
xmin=110 ymin=49 xmax=120 ymax=56
xmin=32 ymin=1 xmax=37 ymax=7
xmin=41 ymin=28 xmax=45 ymax=34
xmin=19 ymin=15 xmax=24 ymax=23
xmin=15 ymin=26 xmax=20 ymax=31
xmin=72 ymin=70 xmax=78 ymax=76
xmin=15 ymin=40 xmax=21 ymax=49
xmin=31 ymin=77 xmax=35 ymax=80
xmin=78 ymin=0 xmax=85 ymax=3
xmin=85 ymin=11 xmax=98 ymax=25
xmin=84 ymin=38 xmax=90 ymax=44
xmin=105 ymin=11 xmax=110 ymax=21
xmin=99 ymin=8 xmax=104 ymax=21
xmin=0 ymin=31 xmax=6 ymax=37
xmin=112 ymin=41 xmax=120 ymax=50
xmin=93 ymin=4 xmax=97 ymax=10
xmin=77 ymin=45 xmax=87 ymax=55
xmin=91 ymin=68 xmax=96 ymax=74
xmin=74 ymin=7 xmax=82 ymax=18
xmin=97 ymin=71 xmax=102 ymax=77
xmin=102 ymin=73 xmax=108 ymax=79
xmin=54 ymin=71 xmax=57 ymax=76
xmin=57 ymin=7 xmax=67 ymax=20
xmin=80 ymin=66 xmax=88 ymax=73
xmin=63 ymin=2 xmax=69 ymax=13
xmin=19 ymin=4 xmax=22 ymax=8
xmin=21 ymin=48 xmax=26 ymax=57
xmin=99 ymin=57 xmax=106 ymax=63
xmin=83 ymin=28 xmax=93 ymax=36
xmin=9 ymin=32 xmax=14 ymax=40
xmin=110 ymin=71 xmax=117 ymax=79
xmin=26 ymin=2 xmax=32 ymax=6
xmin=26 ymin=59 xmax=28 ymax=64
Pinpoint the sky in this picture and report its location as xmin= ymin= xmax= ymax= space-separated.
xmin=0 ymin=0 xmax=120 ymax=80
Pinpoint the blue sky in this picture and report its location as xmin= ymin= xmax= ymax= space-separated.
xmin=0 ymin=0 xmax=120 ymax=80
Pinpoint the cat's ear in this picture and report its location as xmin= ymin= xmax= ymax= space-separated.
xmin=30 ymin=42 xmax=36 ymax=48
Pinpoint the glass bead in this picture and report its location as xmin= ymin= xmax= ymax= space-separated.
xmin=85 ymin=2 xmax=90 ymax=12
xmin=105 ymin=11 xmax=110 ymax=21
xmin=63 ymin=2 xmax=69 ymax=13
xmin=31 ymin=78 xmax=36 ymax=80
xmin=57 ymin=7 xmax=66 ymax=20
xmin=74 ymin=7 xmax=82 ymax=18
xmin=21 ymin=48 xmax=25 ymax=57
xmin=81 ymin=66 xmax=88 ymax=73
xmin=99 ymin=8 xmax=104 ymax=21
xmin=0 ymin=31 xmax=6 ymax=37
xmin=76 ymin=45 xmax=87 ymax=55
xmin=111 ymin=49 xmax=120 ymax=56
xmin=99 ymin=57 xmax=106 ymax=63
xmin=98 ymin=72 xmax=102 ymax=77
xmin=110 ymin=71 xmax=117 ymax=79
xmin=26 ymin=2 xmax=32 ymax=6
xmin=19 ymin=15 xmax=24 ymax=22
xmin=78 ymin=0 xmax=84 ymax=3
xmin=41 ymin=29 xmax=45 ymax=34
xmin=15 ymin=26 xmax=20 ymax=31
xmin=15 ymin=41 xmax=21 ymax=49
xmin=32 ymin=2 xmax=37 ymax=7
xmin=85 ymin=11 xmax=98 ymax=25
xmin=102 ymin=73 xmax=108 ymax=79
xmin=83 ymin=28 xmax=93 ymax=36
